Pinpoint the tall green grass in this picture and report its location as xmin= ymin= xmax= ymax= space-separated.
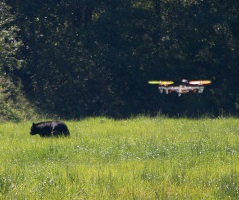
xmin=0 ymin=117 xmax=239 ymax=199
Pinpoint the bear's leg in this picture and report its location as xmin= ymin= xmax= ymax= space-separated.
xmin=52 ymin=130 xmax=59 ymax=137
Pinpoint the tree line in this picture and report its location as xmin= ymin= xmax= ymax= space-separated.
xmin=1 ymin=0 xmax=239 ymax=119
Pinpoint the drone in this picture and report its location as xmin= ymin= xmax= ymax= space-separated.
xmin=148 ymin=79 xmax=212 ymax=96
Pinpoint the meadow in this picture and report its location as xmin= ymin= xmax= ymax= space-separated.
xmin=0 ymin=116 xmax=239 ymax=199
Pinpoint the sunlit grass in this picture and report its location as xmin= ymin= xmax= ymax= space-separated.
xmin=0 ymin=117 xmax=239 ymax=199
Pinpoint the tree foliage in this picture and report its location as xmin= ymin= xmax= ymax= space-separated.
xmin=0 ymin=1 xmax=22 ymax=73
xmin=3 ymin=0 xmax=239 ymax=118
xmin=0 ymin=1 xmax=34 ymax=121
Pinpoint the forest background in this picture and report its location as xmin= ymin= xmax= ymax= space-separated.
xmin=1 ymin=0 xmax=239 ymax=120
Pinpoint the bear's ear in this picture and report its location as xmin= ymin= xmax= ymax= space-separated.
xmin=32 ymin=123 xmax=35 ymax=126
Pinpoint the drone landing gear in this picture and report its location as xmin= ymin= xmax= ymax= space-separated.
xmin=198 ymin=88 xmax=204 ymax=93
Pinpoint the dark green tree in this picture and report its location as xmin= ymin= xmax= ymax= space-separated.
xmin=4 ymin=0 xmax=239 ymax=118
xmin=0 ymin=1 xmax=22 ymax=74
xmin=0 ymin=1 xmax=34 ymax=120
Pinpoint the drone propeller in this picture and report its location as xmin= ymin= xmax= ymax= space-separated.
xmin=189 ymin=80 xmax=212 ymax=85
xmin=148 ymin=81 xmax=161 ymax=84
xmin=148 ymin=81 xmax=174 ymax=85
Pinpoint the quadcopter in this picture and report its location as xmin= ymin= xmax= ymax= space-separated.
xmin=148 ymin=79 xmax=212 ymax=96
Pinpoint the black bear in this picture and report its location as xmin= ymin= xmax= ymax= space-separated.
xmin=30 ymin=121 xmax=70 ymax=137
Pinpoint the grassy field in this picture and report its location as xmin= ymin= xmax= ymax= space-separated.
xmin=0 ymin=116 xmax=239 ymax=199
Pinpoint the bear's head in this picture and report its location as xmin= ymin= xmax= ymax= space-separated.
xmin=30 ymin=123 xmax=37 ymax=135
